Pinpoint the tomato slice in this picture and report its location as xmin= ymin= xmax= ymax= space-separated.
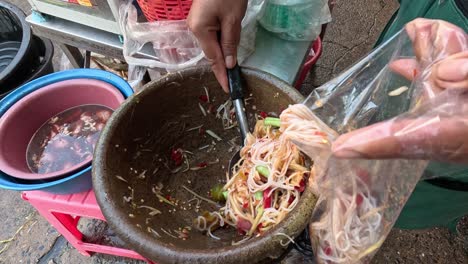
xmin=263 ymin=188 xmax=272 ymax=208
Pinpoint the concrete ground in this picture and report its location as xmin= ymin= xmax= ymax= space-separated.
xmin=1 ymin=0 xmax=467 ymax=263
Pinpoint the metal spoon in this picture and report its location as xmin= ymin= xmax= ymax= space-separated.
xmin=227 ymin=64 xmax=249 ymax=174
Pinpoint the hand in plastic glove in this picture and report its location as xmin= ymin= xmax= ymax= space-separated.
xmin=332 ymin=18 xmax=468 ymax=163
xmin=389 ymin=18 xmax=468 ymax=96
xmin=188 ymin=0 xmax=248 ymax=92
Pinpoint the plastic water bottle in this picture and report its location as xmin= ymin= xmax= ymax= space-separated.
xmin=258 ymin=0 xmax=330 ymax=41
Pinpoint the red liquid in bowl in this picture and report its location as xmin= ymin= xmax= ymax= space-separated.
xmin=26 ymin=104 xmax=113 ymax=174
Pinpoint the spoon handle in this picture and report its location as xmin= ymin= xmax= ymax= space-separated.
xmin=227 ymin=65 xmax=249 ymax=145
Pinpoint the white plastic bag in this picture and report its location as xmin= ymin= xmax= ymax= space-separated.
xmin=119 ymin=0 xmax=264 ymax=70
xmin=239 ymin=0 xmax=265 ymax=64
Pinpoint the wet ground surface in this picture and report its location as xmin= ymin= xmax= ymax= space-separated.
xmin=2 ymin=0 xmax=467 ymax=263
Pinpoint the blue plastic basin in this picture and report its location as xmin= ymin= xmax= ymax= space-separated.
xmin=0 ymin=69 xmax=133 ymax=193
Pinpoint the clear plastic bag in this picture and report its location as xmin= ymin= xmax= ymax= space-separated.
xmin=289 ymin=19 xmax=468 ymax=263
xmin=127 ymin=64 xmax=146 ymax=91
xmin=239 ymin=0 xmax=266 ymax=64
xmin=119 ymin=0 xmax=264 ymax=70
xmin=119 ymin=1 xmax=205 ymax=70
xmin=258 ymin=0 xmax=331 ymax=41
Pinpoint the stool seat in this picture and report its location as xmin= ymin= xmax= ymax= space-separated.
xmin=22 ymin=190 xmax=153 ymax=263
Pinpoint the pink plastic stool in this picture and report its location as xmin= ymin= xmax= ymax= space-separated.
xmin=22 ymin=190 xmax=154 ymax=263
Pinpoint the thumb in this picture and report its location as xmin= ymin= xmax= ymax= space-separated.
xmin=220 ymin=18 xmax=242 ymax=69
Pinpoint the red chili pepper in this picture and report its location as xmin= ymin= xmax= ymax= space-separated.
xmin=324 ymin=246 xmax=332 ymax=256
xmin=243 ymin=202 xmax=249 ymax=209
xmin=313 ymin=131 xmax=327 ymax=137
xmin=207 ymin=104 xmax=215 ymax=114
xmin=199 ymin=95 xmax=208 ymax=102
xmin=257 ymin=223 xmax=263 ymax=232
xmin=263 ymin=188 xmax=272 ymax=208
xmin=294 ymin=179 xmax=306 ymax=193
xmin=171 ymin=149 xmax=183 ymax=166
xmin=356 ymin=194 xmax=363 ymax=206
xmin=174 ymin=157 xmax=183 ymax=166
xmin=171 ymin=149 xmax=181 ymax=160
xmin=288 ymin=195 xmax=295 ymax=205
xmin=165 ymin=195 xmax=172 ymax=201
xmin=197 ymin=162 xmax=208 ymax=168
xmin=259 ymin=111 xmax=268 ymax=119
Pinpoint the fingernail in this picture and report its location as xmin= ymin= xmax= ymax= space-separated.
xmin=435 ymin=58 xmax=468 ymax=82
xmin=222 ymin=81 xmax=229 ymax=93
xmin=225 ymin=55 xmax=235 ymax=68
xmin=405 ymin=23 xmax=416 ymax=42
xmin=333 ymin=148 xmax=363 ymax=159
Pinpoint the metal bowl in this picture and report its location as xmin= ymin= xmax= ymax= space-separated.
xmin=93 ymin=66 xmax=317 ymax=263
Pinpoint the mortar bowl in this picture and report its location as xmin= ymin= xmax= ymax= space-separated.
xmin=93 ymin=66 xmax=317 ymax=263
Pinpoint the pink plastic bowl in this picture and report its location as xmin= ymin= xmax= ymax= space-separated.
xmin=0 ymin=78 xmax=125 ymax=180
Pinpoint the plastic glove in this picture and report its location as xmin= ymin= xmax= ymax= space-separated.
xmin=389 ymin=18 xmax=468 ymax=96
xmin=332 ymin=18 xmax=468 ymax=163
